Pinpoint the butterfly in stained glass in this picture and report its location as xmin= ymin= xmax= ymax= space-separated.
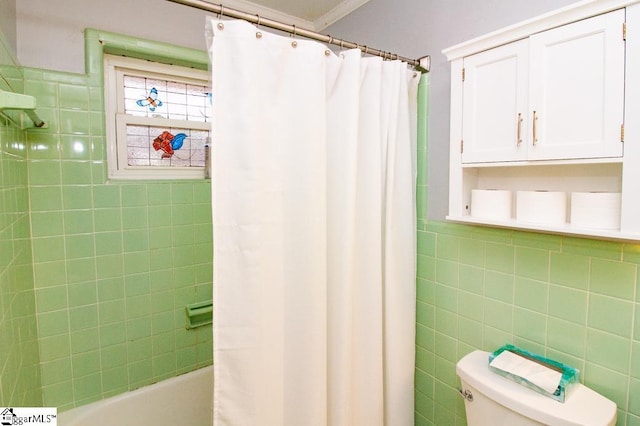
xmin=137 ymin=87 xmax=163 ymax=112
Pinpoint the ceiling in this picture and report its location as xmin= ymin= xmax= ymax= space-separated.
xmin=218 ymin=0 xmax=369 ymax=30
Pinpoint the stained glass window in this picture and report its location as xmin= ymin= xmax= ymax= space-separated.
xmin=105 ymin=54 xmax=210 ymax=179
xmin=123 ymin=76 xmax=211 ymax=122
xmin=126 ymin=125 xmax=208 ymax=167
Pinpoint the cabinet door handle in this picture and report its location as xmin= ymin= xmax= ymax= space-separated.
xmin=532 ymin=111 xmax=538 ymax=146
xmin=517 ymin=113 xmax=522 ymax=147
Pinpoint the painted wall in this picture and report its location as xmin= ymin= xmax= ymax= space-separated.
xmin=0 ymin=27 xmax=43 ymax=406
xmin=0 ymin=0 xmax=16 ymax=54
xmin=15 ymin=0 xmax=209 ymax=75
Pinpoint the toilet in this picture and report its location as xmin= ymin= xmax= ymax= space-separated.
xmin=456 ymin=350 xmax=617 ymax=426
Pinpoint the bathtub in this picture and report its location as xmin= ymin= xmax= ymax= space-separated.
xmin=58 ymin=365 xmax=213 ymax=425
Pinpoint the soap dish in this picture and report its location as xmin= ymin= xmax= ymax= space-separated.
xmin=185 ymin=300 xmax=213 ymax=329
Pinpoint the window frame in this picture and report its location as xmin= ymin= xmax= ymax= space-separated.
xmin=104 ymin=54 xmax=210 ymax=180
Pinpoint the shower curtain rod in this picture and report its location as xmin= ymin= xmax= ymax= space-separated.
xmin=166 ymin=0 xmax=430 ymax=72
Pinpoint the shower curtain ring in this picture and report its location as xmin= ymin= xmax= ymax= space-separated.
xmin=219 ymin=5 xmax=224 ymax=18
xmin=255 ymin=14 xmax=263 ymax=38
xmin=326 ymin=36 xmax=334 ymax=56
xmin=292 ymin=25 xmax=297 ymax=37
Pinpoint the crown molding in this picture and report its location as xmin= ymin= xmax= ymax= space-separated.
xmin=313 ymin=0 xmax=370 ymax=30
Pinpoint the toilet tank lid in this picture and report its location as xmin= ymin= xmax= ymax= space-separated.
xmin=456 ymin=351 xmax=617 ymax=426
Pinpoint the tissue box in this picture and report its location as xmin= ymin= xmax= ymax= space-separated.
xmin=488 ymin=344 xmax=579 ymax=403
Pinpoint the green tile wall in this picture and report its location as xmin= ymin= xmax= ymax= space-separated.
xmin=0 ymin=28 xmax=43 ymax=406
xmin=415 ymin=77 xmax=640 ymax=425
xmin=23 ymin=34 xmax=212 ymax=411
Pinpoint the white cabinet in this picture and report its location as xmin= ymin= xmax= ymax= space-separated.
xmin=461 ymin=9 xmax=625 ymax=164
xmin=462 ymin=40 xmax=529 ymax=163
xmin=444 ymin=2 xmax=640 ymax=241
xmin=528 ymin=10 xmax=625 ymax=160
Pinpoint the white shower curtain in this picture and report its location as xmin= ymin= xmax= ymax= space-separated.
xmin=208 ymin=18 xmax=419 ymax=426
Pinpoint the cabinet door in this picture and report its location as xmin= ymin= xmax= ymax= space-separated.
xmin=462 ymin=39 xmax=529 ymax=163
xmin=528 ymin=9 xmax=625 ymax=160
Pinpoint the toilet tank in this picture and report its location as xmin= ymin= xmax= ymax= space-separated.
xmin=456 ymin=351 xmax=617 ymax=426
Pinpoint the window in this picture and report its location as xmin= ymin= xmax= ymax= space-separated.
xmin=104 ymin=55 xmax=210 ymax=179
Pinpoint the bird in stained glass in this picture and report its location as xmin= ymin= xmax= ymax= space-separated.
xmin=152 ymin=131 xmax=187 ymax=159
